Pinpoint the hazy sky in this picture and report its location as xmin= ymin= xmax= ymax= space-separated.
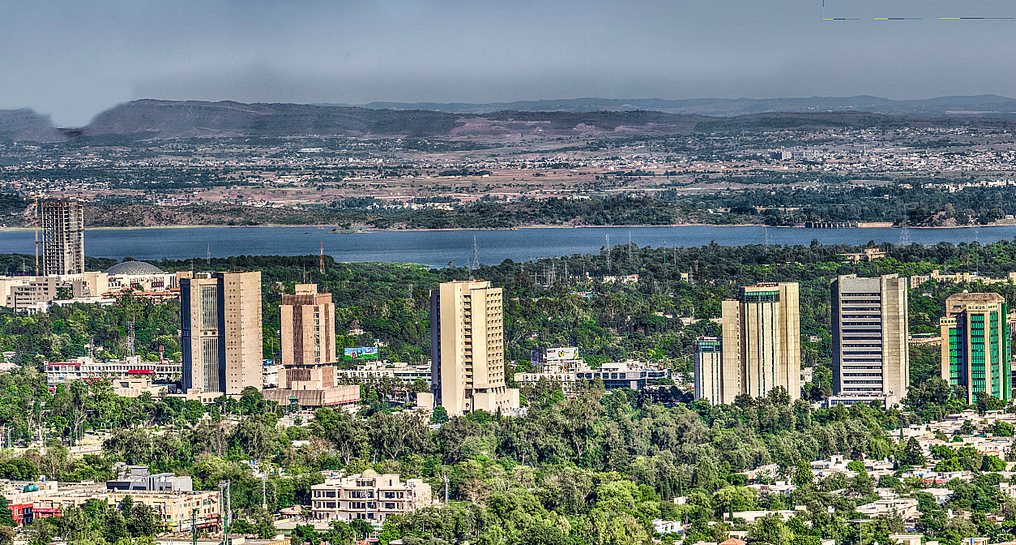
xmin=2 ymin=0 xmax=1015 ymax=126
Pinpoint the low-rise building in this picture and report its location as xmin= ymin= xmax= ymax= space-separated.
xmin=653 ymin=519 xmax=684 ymax=535
xmin=46 ymin=356 xmax=182 ymax=385
xmin=103 ymin=261 xmax=182 ymax=294
xmin=519 ymin=361 xmax=671 ymax=393
xmin=310 ymin=470 xmax=430 ymax=527
xmin=110 ymin=376 xmax=174 ymax=398
xmin=334 ymin=362 xmax=432 ymax=385
xmin=731 ymin=507 xmax=806 ymax=523
xmin=911 ymin=269 xmax=1016 ymax=288
xmin=856 ymin=498 xmax=920 ymax=522
xmin=107 ymin=466 xmax=192 ymax=493
xmin=842 ymin=248 xmax=886 ymax=263
xmin=890 ymin=537 xmax=923 ymax=545
xmin=0 ymin=476 xmax=217 ymax=532
xmin=262 ymin=384 xmax=360 ymax=409
xmin=107 ymin=490 xmax=219 ymax=532
xmin=0 ymin=272 xmax=110 ymax=312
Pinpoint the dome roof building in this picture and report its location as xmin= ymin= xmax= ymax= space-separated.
xmin=105 ymin=261 xmax=166 ymax=276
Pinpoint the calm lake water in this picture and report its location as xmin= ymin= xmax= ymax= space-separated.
xmin=1 ymin=225 xmax=1014 ymax=267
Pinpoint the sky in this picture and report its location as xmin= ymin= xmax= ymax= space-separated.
xmin=1 ymin=0 xmax=1015 ymax=127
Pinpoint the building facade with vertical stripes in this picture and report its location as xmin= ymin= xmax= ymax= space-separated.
xmin=831 ymin=274 xmax=909 ymax=406
xmin=940 ymin=292 xmax=1011 ymax=404
xmin=719 ymin=282 xmax=801 ymax=402
xmin=181 ymin=271 xmax=263 ymax=395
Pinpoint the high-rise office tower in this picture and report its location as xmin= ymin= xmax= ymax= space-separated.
xmin=41 ymin=199 xmax=85 ymax=275
xmin=280 ymin=284 xmax=336 ymax=390
xmin=181 ymin=272 xmax=263 ymax=395
xmin=831 ymin=274 xmax=909 ymax=406
xmin=281 ymin=283 xmax=336 ymax=367
xmin=694 ymin=336 xmax=724 ymax=403
xmin=430 ymin=280 xmax=519 ymax=415
xmin=940 ymin=292 xmax=1011 ymax=403
xmin=720 ymin=282 xmax=801 ymax=401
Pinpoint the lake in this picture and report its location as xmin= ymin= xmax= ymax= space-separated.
xmin=1 ymin=225 xmax=1014 ymax=267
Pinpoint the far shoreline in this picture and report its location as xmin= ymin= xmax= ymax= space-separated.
xmin=2 ymin=222 xmax=1014 ymax=233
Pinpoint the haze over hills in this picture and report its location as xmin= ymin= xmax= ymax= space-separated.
xmin=0 ymin=109 xmax=65 ymax=143
xmin=2 ymin=96 xmax=1016 ymax=142
xmin=345 ymin=95 xmax=1016 ymax=117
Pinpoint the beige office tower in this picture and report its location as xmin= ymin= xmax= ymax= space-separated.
xmin=281 ymin=284 xmax=336 ymax=367
xmin=831 ymin=274 xmax=909 ymax=405
xmin=721 ymin=282 xmax=801 ymax=401
xmin=430 ymin=280 xmax=519 ymax=415
xmin=181 ymin=272 xmax=263 ymax=395
xmin=41 ymin=199 xmax=85 ymax=275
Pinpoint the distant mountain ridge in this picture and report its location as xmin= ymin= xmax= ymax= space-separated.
xmin=342 ymin=94 xmax=1016 ymax=117
xmin=2 ymin=95 xmax=1016 ymax=142
xmin=0 ymin=109 xmax=65 ymax=143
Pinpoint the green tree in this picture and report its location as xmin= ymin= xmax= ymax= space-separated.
xmin=793 ymin=461 xmax=813 ymax=487
xmin=431 ymin=406 xmax=450 ymax=425
xmin=292 ymin=525 xmax=321 ymax=545
xmin=899 ymin=438 xmax=926 ymax=467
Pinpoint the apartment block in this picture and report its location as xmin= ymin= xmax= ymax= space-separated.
xmin=310 ymin=470 xmax=431 ymax=527
xmin=181 ymin=272 xmax=262 ymax=395
xmin=0 ymin=272 xmax=109 ymax=312
xmin=430 ymin=280 xmax=519 ymax=415
xmin=720 ymin=282 xmax=801 ymax=401
xmin=40 ymin=199 xmax=85 ymax=276
xmin=1 ymin=477 xmax=218 ymax=532
xmin=940 ymin=292 xmax=1011 ymax=403
xmin=830 ymin=274 xmax=909 ymax=406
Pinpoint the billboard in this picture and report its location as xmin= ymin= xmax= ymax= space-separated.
xmin=546 ymin=347 xmax=579 ymax=361
xmin=344 ymin=346 xmax=379 ymax=361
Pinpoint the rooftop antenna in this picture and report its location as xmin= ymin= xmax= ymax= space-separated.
xmin=898 ymin=185 xmax=911 ymax=246
xmin=319 ymin=240 xmax=325 ymax=275
xmin=206 ymin=244 xmax=211 ymax=266
xmin=469 ymin=235 xmax=479 ymax=278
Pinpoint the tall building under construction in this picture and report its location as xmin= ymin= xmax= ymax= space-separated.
xmin=41 ymin=199 xmax=85 ymax=276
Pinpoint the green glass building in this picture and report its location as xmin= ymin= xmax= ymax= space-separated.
xmin=940 ymin=292 xmax=1011 ymax=403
